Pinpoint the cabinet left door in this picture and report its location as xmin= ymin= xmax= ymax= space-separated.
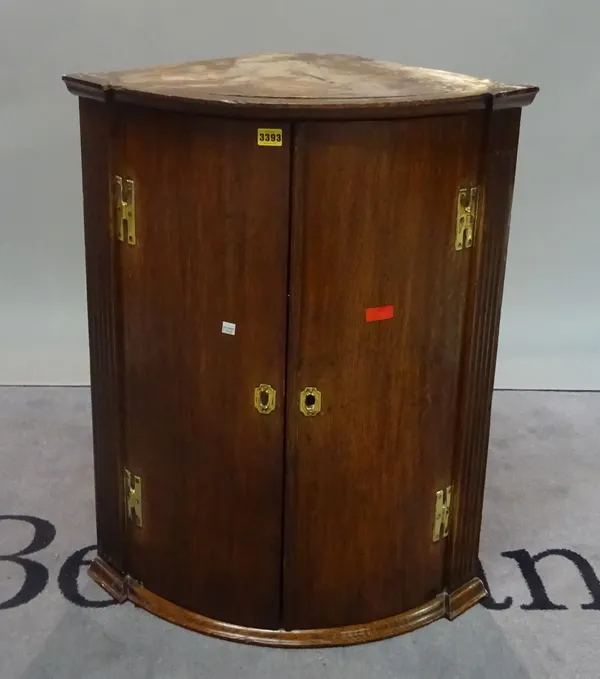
xmin=114 ymin=106 xmax=291 ymax=629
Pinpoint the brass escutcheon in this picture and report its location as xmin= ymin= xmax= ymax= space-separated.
xmin=300 ymin=387 xmax=322 ymax=417
xmin=254 ymin=384 xmax=276 ymax=414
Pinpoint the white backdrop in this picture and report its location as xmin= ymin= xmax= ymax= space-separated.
xmin=0 ymin=0 xmax=598 ymax=388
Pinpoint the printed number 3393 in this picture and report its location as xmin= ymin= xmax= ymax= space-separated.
xmin=257 ymin=128 xmax=283 ymax=146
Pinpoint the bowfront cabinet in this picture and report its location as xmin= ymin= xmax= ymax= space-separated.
xmin=64 ymin=53 xmax=538 ymax=647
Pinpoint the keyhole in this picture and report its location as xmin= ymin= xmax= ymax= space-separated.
xmin=305 ymin=393 xmax=316 ymax=409
xmin=259 ymin=390 xmax=270 ymax=409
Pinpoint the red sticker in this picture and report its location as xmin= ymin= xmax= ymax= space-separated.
xmin=366 ymin=305 xmax=394 ymax=322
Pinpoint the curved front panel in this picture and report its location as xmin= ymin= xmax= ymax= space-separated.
xmin=283 ymin=114 xmax=485 ymax=629
xmin=115 ymin=107 xmax=291 ymax=629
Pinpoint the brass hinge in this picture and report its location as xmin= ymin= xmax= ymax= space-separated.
xmin=114 ymin=175 xmax=136 ymax=245
xmin=455 ymin=186 xmax=479 ymax=251
xmin=432 ymin=485 xmax=452 ymax=542
xmin=124 ymin=469 xmax=143 ymax=527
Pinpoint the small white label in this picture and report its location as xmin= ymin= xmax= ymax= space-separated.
xmin=221 ymin=321 xmax=236 ymax=336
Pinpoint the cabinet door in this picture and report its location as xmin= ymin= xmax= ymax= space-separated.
xmin=284 ymin=115 xmax=484 ymax=629
xmin=116 ymin=108 xmax=290 ymax=629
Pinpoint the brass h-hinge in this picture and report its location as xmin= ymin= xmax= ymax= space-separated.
xmin=432 ymin=486 xmax=452 ymax=542
xmin=124 ymin=469 xmax=143 ymax=527
xmin=114 ymin=176 xmax=136 ymax=245
xmin=455 ymin=186 xmax=480 ymax=251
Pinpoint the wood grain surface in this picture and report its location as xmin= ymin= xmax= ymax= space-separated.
xmin=63 ymin=53 xmax=538 ymax=119
xmin=89 ymin=556 xmax=484 ymax=647
xmin=78 ymin=99 xmax=126 ymax=573
xmin=283 ymin=114 xmax=484 ymax=629
xmin=115 ymin=106 xmax=291 ymax=629
xmin=446 ymin=108 xmax=523 ymax=592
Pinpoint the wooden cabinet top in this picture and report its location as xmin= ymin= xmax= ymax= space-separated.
xmin=63 ymin=53 xmax=538 ymax=120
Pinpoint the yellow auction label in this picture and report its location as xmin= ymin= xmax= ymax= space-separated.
xmin=257 ymin=128 xmax=283 ymax=146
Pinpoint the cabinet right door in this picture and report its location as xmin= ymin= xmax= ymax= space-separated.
xmin=283 ymin=114 xmax=485 ymax=630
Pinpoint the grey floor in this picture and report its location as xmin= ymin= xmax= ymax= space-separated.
xmin=1 ymin=388 xmax=599 ymax=679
